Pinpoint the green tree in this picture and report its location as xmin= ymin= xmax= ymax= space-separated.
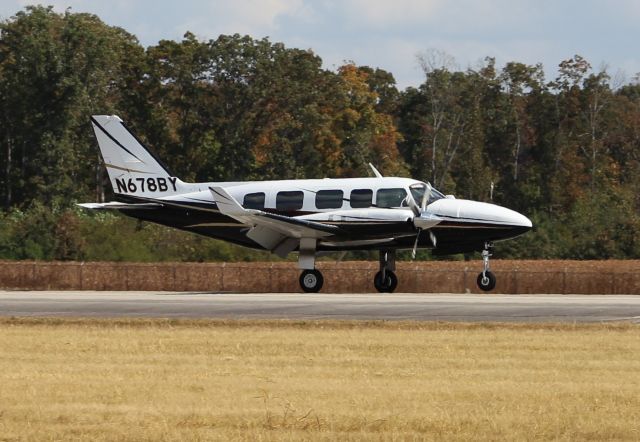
xmin=0 ymin=6 xmax=144 ymax=208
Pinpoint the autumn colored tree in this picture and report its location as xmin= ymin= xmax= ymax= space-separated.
xmin=3 ymin=7 xmax=640 ymax=260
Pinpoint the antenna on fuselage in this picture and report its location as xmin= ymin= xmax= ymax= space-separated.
xmin=368 ymin=163 xmax=383 ymax=178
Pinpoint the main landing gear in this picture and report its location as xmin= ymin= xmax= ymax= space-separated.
xmin=476 ymin=242 xmax=496 ymax=291
xmin=374 ymin=249 xmax=398 ymax=293
xmin=298 ymin=238 xmax=324 ymax=293
xmin=296 ymin=240 xmax=399 ymax=294
xmin=296 ymin=240 xmax=496 ymax=293
xmin=299 ymin=269 xmax=323 ymax=293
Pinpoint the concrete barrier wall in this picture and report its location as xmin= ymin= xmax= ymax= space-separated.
xmin=1 ymin=260 xmax=639 ymax=294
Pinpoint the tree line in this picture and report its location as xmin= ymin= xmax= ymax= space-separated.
xmin=1 ymin=5 xmax=640 ymax=261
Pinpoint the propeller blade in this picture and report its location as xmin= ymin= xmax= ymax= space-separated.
xmin=413 ymin=227 xmax=437 ymax=259
xmin=412 ymin=229 xmax=421 ymax=259
xmin=429 ymin=230 xmax=437 ymax=248
xmin=421 ymin=182 xmax=432 ymax=211
xmin=409 ymin=197 xmax=420 ymax=216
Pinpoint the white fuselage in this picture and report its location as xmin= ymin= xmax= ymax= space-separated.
xmin=85 ymin=114 xmax=533 ymax=292
xmin=162 ymin=176 xmax=421 ymax=213
xmin=159 ymin=176 xmax=530 ymax=229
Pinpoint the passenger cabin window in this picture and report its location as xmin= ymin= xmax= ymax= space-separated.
xmin=276 ymin=191 xmax=304 ymax=211
xmin=243 ymin=192 xmax=265 ymax=210
xmin=376 ymin=188 xmax=408 ymax=208
xmin=316 ymin=190 xmax=343 ymax=209
xmin=350 ymin=189 xmax=373 ymax=208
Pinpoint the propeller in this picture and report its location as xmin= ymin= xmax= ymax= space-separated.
xmin=411 ymin=183 xmax=436 ymax=259
xmin=409 ymin=182 xmax=431 ymax=216
xmin=411 ymin=228 xmax=438 ymax=258
xmin=411 ymin=232 xmax=421 ymax=259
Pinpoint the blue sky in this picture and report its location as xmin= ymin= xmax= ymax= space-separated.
xmin=2 ymin=0 xmax=639 ymax=89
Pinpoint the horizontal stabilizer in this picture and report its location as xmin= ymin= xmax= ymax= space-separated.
xmin=77 ymin=202 xmax=162 ymax=210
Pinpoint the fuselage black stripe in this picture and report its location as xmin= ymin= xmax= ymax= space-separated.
xmin=434 ymin=214 xmax=517 ymax=224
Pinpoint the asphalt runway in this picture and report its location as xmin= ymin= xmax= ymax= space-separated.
xmin=1 ymin=291 xmax=640 ymax=322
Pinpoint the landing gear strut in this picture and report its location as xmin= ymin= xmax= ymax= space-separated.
xmin=298 ymin=238 xmax=323 ymax=293
xmin=476 ymin=242 xmax=496 ymax=291
xmin=374 ymin=249 xmax=398 ymax=293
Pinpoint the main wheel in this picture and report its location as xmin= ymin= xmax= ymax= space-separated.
xmin=477 ymin=271 xmax=496 ymax=291
xmin=374 ymin=270 xmax=398 ymax=293
xmin=300 ymin=269 xmax=323 ymax=293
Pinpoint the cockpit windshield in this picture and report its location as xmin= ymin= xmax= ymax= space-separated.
xmin=409 ymin=183 xmax=445 ymax=207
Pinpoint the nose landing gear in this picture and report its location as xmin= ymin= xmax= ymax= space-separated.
xmin=477 ymin=243 xmax=496 ymax=291
xmin=374 ymin=250 xmax=398 ymax=293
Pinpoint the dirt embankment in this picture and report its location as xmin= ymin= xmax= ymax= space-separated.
xmin=1 ymin=260 xmax=639 ymax=294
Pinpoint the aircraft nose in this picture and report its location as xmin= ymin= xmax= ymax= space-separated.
xmin=478 ymin=203 xmax=533 ymax=234
xmin=498 ymin=206 xmax=532 ymax=229
xmin=428 ymin=199 xmax=532 ymax=230
xmin=455 ymin=200 xmax=532 ymax=240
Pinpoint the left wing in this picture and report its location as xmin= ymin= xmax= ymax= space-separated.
xmin=209 ymin=186 xmax=341 ymax=257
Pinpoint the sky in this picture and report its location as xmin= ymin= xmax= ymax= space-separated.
xmin=1 ymin=0 xmax=639 ymax=89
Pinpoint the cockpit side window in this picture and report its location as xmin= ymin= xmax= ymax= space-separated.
xmin=376 ymin=188 xmax=408 ymax=208
xmin=410 ymin=183 xmax=445 ymax=206
xmin=428 ymin=188 xmax=446 ymax=204
xmin=410 ymin=184 xmax=426 ymax=206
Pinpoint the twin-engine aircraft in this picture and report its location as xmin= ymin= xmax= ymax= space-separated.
xmin=80 ymin=115 xmax=532 ymax=293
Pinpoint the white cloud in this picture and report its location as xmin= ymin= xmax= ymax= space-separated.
xmin=339 ymin=0 xmax=443 ymax=27
xmin=1 ymin=0 xmax=639 ymax=90
xmin=614 ymin=0 xmax=640 ymax=19
xmin=314 ymin=36 xmax=424 ymax=88
xmin=178 ymin=0 xmax=312 ymax=40
xmin=332 ymin=0 xmax=544 ymax=33
xmin=14 ymin=0 xmax=133 ymax=15
xmin=0 ymin=0 xmax=136 ymax=30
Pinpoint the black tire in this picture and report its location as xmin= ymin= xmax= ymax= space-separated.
xmin=374 ymin=270 xmax=398 ymax=293
xmin=300 ymin=269 xmax=323 ymax=293
xmin=477 ymin=271 xmax=496 ymax=291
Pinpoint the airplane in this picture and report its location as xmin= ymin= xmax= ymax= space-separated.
xmin=79 ymin=115 xmax=532 ymax=293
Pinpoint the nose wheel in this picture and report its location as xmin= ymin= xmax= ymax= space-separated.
xmin=477 ymin=243 xmax=496 ymax=291
xmin=477 ymin=270 xmax=496 ymax=291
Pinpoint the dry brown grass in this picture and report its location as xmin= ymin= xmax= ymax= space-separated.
xmin=0 ymin=318 xmax=639 ymax=441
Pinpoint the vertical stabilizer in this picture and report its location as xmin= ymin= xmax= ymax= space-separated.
xmin=91 ymin=115 xmax=187 ymax=197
